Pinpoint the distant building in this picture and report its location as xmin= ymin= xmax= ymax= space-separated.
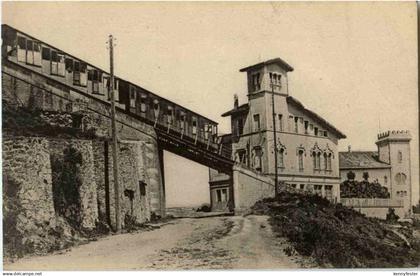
xmin=210 ymin=58 xmax=346 ymax=211
xmin=339 ymin=131 xmax=412 ymax=216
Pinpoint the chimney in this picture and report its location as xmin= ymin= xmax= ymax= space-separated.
xmin=234 ymin=94 xmax=239 ymax=109
xmin=348 ymin=145 xmax=351 ymax=152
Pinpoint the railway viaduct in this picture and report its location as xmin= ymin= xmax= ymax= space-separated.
xmin=2 ymin=25 xmax=274 ymax=236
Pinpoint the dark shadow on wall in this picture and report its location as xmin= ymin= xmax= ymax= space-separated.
xmin=51 ymin=146 xmax=83 ymax=229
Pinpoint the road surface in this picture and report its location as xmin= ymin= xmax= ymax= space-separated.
xmin=4 ymin=215 xmax=313 ymax=270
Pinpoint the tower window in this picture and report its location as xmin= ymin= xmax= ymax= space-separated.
xmin=278 ymin=114 xmax=283 ymax=131
xmin=304 ymin=121 xmax=309 ymax=134
xmin=253 ymin=114 xmax=261 ymax=131
xmin=252 ymin=73 xmax=261 ymax=91
xmin=398 ymin=151 xmax=402 ymax=163
xmin=314 ymin=127 xmax=319 ymax=136
xmin=294 ymin=117 xmax=299 ymax=133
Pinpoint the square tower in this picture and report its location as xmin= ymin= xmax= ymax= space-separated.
xmin=376 ymin=130 xmax=412 ymax=216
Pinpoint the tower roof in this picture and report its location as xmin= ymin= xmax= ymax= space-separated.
xmin=239 ymin=57 xmax=294 ymax=73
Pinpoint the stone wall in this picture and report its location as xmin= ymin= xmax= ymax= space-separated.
xmin=3 ymin=137 xmax=57 ymax=256
xmin=232 ymin=165 xmax=275 ymax=214
xmin=3 ymin=65 xmax=166 ymax=219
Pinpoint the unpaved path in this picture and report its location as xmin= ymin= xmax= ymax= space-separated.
xmin=4 ymin=215 xmax=311 ymax=270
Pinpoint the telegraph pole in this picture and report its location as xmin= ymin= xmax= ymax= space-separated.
xmin=271 ymin=78 xmax=279 ymax=196
xmin=108 ymin=34 xmax=121 ymax=232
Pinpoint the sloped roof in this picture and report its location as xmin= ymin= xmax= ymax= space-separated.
xmin=221 ymin=103 xmax=249 ymax=117
xmin=286 ymin=96 xmax=346 ymax=139
xmin=339 ymin=151 xmax=391 ymax=169
xmin=239 ymin=58 xmax=294 ymax=72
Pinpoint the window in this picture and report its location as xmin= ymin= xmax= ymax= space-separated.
xmin=42 ymin=47 xmax=51 ymax=61
xmin=327 ymin=153 xmax=332 ymax=171
xmin=253 ymin=114 xmax=260 ymax=131
xmin=51 ymin=51 xmax=65 ymax=77
xmin=73 ymin=60 xmax=87 ymax=85
xmin=304 ymin=121 xmax=309 ymax=134
xmin=398 ymin=151 xmax=402 ymax=163
xmin=300 ymin=184 xmax=305 ymax=190
xmin=153 ymin=100 xmax=160 ymax=120
xmin=278 ymin=114 xmax=283 ymax=131
xmin=65 ymin=58 xmax=73 ymax=72
xmin=17 ymin=36 xmax=26 ymax=62
xmin=313 ymin=152 xmax=321 ymax=170
xmin=294 ymin=117 xmax=299 ymax=133
xmin=89 ymin=69 xmax=103 ymax=94
xmin=324 ymin=153 xmax=328 ymax=171
xmin=140 ymin=94 xmax=147 ymax=113
xmin=317 ymin=152 xmax=321 ymax=170
xmin=166 ymin=106 xmax=173 ymax=126
xmin=254 ymin=147 xmax=263 ymax=171
xmin=252 ymin=73 xmax=261 ymax=91
xmin=395 ymin=173 xmax=407 ymax=185
xmin=324 ymin=131 xmax=328 ymax=137
xmin=278 ymin=148 xmax=284 ymax=168
xmin=298 ymin=150 xmax=304 ymax=171
xmin=314 ymin=127 xmax=319 ymax=136
xmin=384 ymin=176 xmax=388 ymax=185
xmin=139 ymin=181 xmax=147 ymax=196
xmin=237 ymin=149 xmax=247 ymax=165
xmin=24 ymin=40 xmax=41 ymax=66
xmin=269 ymin=72 xmax=282 ymax=86
xmin=179 ymin=112 xmax=186 ymax=133
xmin=192 ymin=117 xmax=197 ymax=135
xmin=216 ymin=189 xmax=228 ymax=203
xmin=129 ymin=86 xmax=136 ymax=108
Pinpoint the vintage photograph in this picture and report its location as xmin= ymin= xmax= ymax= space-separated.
xmin=1 ymin=1 xmax=419 ymax=271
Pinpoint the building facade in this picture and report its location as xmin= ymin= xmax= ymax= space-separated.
xmin=339 ymin=130 xmax=412 ymax=216
xmin=210 ymin=58 xmax=346 ymax=210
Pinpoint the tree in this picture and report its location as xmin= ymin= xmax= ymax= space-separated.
xmin=362 ymin=172 xmax=369 ymax=181
xmin=347 ymin=171 xmax=355 ymax=181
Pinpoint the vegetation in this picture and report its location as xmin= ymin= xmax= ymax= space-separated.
xmin=2 ymin=102 xmax=96 ymax=139
xmin=340 ymin=180 xmax=390 ymax=198
xmin=251 ymin=192 xmax=420 ymax=268
xmin=51 ymin=147 xmax=83 ymax=229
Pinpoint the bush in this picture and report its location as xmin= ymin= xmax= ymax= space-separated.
xmin=196 ymin=204 xmax=211 ymax=212
xmin=340 ymin=180 xmax=390 ymax=198
xmin=251 ymin=191 xmax=419 ymax=268
xmin=386 ymin=208 xmax=400 ymax=223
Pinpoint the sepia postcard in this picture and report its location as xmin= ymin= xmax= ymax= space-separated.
xmin=1 ymin=1 xmax=419 ymax=273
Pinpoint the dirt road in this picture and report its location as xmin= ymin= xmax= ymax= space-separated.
xmin=4 ymin=215 xmax=312 ymax=270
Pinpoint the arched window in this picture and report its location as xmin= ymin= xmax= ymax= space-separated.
xmin=328 ymin=153 xmax=332 ymax=171
xmin=323 ymin=153 xmax=328 ymax=171
xmin=316 ymin=152 xmax=321 ymax=170
xmin=278 ymin=148 xmax=284 ymax=168
xmin=254 ymin=146 xmax=263 ymax=172
xmin=298 ymin=150 xmax=304 ymax=171
xmin=395 ymin=173 xmax=407 ymax=185
xmin=312 ymin=152 xmax=317 ymax=169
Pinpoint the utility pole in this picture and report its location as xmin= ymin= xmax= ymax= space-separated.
xmin=108 ymin=34 xmax=121 ymax=232
xmin=271 ymin=77 xmax=279 ymax=196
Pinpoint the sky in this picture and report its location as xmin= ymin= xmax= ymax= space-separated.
xmin=2 ymin=1 xmax=418 ymax=207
